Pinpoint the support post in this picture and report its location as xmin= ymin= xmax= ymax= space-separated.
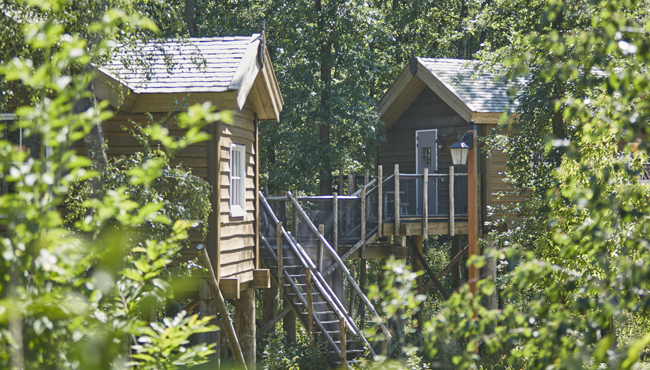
xmin=468 ymin=123 xmax=479 ymax=296
xmin=339 ymin=316 xmax=347 ymax=369
xmin=306 ymin=268 xmax=314 ymax=341
xmin=423 ymin=168 xmax=428 ymax=236
xmin=412 ymin=236 xmax=424 ymax=332
xmin=449 ymin=166 xmax=455 ymax=236
xmin=283 ymin=296 xmax=296 ymax=344
xmin=198 ymin=280 xmax=220 ymax=366
xmin=262 ymin=279 xmax=277 ymax=342
xmin=236 ymin=288 xmax=256 ymax=368
xmin=198 ymin=247 xmax=247 ymax=370
xmin=361 ymin=185 xmax=366 ymax=258
xmin=339 ymin=165 xmax=344 ymax=195
xmin=394 ymin=164 xmax=400 ymax=237
xmin=318 ymin=224 xmax=325 ymax=274
xmin=451 ymin=235 xmax=462 ymax=292
xmin=333 ymin=192 xmax=338 ymax=252
xmin=378 ymin=165 xmax=383 ymax=237
xmin=347 ymin=174 xmax=354 ymax=234
xmin=358 ymin=259 xmax=366 ymax=323
xmin=292 ymin=201 xmax=298 ymax=241
xmin=277 ymin=221 xmax=283 ymax=297
xmin=348 ymin=265 xmax=356 ymax=316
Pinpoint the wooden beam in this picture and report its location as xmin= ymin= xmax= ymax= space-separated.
xmin=421 ymin=246 xmax=468 ymax=294
xmin=333 ymin=192 xmax=338 ymax=252
xmin=409 ymin=240 xmax=449 ymax=300
xmin=449 ymin=166 xmax=455 ymax=236
xmin=381 ymin=222 xmax=469 ymax=236
xmin=348 ymin=265 xmax=356 ymax=317
xmin=423 ymin=168 xmax=428 ymax=236
xmin=395 ymin=164 xmax=400 ymax=237
xmin=468 ymin=124 xmax=479 ymax=297
xmin=336 ymin=245 xmax=408 ymax=260
xmin=340 ymin=316 xmax=347 ymax=369
xmin=198 ymin=246 xmax=247 ymax=370
xmin=277 ymin=221 xmax=283 ymax=297
xmin=236 ymin=287 xmax=256 ymax=367
xmin=182 ymin=298 xmax=200 ymax=313
xmin=361 ymin=185 xmax=367 ymax=258
xmin=219 ymin=278 xmax=240 ymax=300
xmin=318 ymin=224 xmax=325 ymax=274
xmin=257 ymin=305 xmax=291 ymax=340
xmin=250 ymin=269 xmax=270 ymax=289
xmin=306 ymin=268 xmax=314 ymax=341
xmin=378 ymin=165 xmax=383 ymax=237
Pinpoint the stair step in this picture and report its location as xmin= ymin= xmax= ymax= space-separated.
xmin=331 ymin=360 xmax=362 ymax=365
xmin=329 ymin=349 xmax=366 ymax=355
xmin=333 ymin=340 xmax=356 ymax=344
xmin=318 ymin=320 xmax=341 ymax=325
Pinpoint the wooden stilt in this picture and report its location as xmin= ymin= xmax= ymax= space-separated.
xmin=412 ymin=236 xmax=424 ymax=333
xmin=318 ymin=224 xmax=325 ymax=274
xmin=236 ymin=287 xmax=256 ymax=369
xmin=306 ymin=269 xmax=314 ymax=341
xmin=333 ymin=192 xmax=338 ymax=252
xmin=378 ymin=165 xmax=383 ymax=237
xmin=361 ymin=185 xmax=367 ymax=258
xmin=283 ymin=296 xmax=296 ymax=344
xmin=358 ymin=259 xmax=366 ymax=323
xmin=339 ymin=317 xmax=347 ymax=369
xmin=468 ymin=124 xmax=479 ymax=296
xmin=423 ymin=168 xmax=429 ymax=236
xmin=339 ymin=166 xmax=344 ymax=195
xmin=348 ymin=265 xmax=356 ymax=316
xmin=277 ymin=221 xmax=283 ymax=297
xmin=262 ymin=279 xmax=277 ymax=340
xmin=198 ymin=247 xmax=247 ymax=370
xmin=394 ymin=164 xmax=400 ymax=237
xmin=449 ymin=166 xmax=455 ymax=236
xmin=198 ymin=280 xmax=220 ymax=365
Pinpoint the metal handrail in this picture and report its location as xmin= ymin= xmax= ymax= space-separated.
xmin=258 ymin=235 xmax=342 ymax=357
xmin=259 ymin=195 xmax=358 ymax=335
xmin=286 ymin=191 xmax=392 ymax=340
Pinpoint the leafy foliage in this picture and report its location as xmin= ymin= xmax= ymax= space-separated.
xmin=0 ymin=1 xmax=228 ymax=368
xmin=66 ymin=123 xmax=212 ymax=248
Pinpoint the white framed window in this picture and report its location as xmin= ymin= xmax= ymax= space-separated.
xmin=229 ymin=144 xmax=246 ymax=217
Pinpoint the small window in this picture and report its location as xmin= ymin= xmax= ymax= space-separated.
xmin=229 ymin=144 xmax=246 ymax=217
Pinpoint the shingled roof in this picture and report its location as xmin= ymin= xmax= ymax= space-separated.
xmin=418 ymin=58 xmax=520 ymax=114
xmin=99 ymin=35 xmax=257 ymax=94
xmin=377 ymin=57 xmax=523 ymax=128
xmin=93 ymin=34 xmax=283 ymax=120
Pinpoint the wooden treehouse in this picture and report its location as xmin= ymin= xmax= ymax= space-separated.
xmin=256 ymin=57 xmax=521 ymax=365
xmin=91 ymin=34 xmax=283 ymax=369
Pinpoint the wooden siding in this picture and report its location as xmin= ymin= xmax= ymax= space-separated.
xmin=218 ymin=108 xmax=257 ymax=283
xmin=378 ymin=87 xmax=467 ymax=174
xmin=84 ymin=108 xmax=259 ymax=284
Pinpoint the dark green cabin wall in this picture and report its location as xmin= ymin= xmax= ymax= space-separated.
xmin=377 ymin=86 xmax=468 ymax=175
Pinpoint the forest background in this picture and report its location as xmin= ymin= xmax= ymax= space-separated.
xmin=2 ymin=0 xmax=650 ymax=369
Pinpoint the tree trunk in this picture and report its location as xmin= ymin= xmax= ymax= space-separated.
xmin=185 ymin=0 xmax=196 ymax=37
xmin=283 ymin=297 xmax=296 ymax=343
xmin=457 ymin=1 xmax=469 ymax=59
xmin=317 ymin=0 xmax=333 ymax=196
xmin=198 ymin=280 xmax=220 ymax=365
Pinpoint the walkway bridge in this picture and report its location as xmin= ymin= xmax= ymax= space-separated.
xmin=258 ymin=165 xmax=471 ymax=366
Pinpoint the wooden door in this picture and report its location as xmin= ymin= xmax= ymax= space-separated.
xmin=416 ymin=129 xmax=438 ymax=215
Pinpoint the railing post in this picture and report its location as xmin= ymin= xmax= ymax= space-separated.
xmin=378 ymin=166 xmax=383 ymax=237
xmin=340 ymin=316 xmax=347 ymax=369
xmin=348 ymin=265 xmax=356 ymax=316
xmin=423 ymin=168 xmax=428 ymax=236
xmin=306 ymin=268 xmax=314 ymax=342
xmin=365 ymin=169 xmax=370 ymax=186
xmin=361 ymin=185 xmax=367 ymax=259
xmin=333 ymin=192 xmax=338 ymax=252
xmin=276 ymin=221 xmax=283 ymax=297
xmin=394 ymin=164 xmax=400 ymax=237
xmin=449 ymin=166 xmax=455 ymax=236
xmin=292 ymin=201 xmax=298 ymax=241
xmin=318 ymin=224 xmax=325 ymax=274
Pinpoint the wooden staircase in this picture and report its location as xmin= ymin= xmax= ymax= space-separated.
xmin=259 ymin=193 xmax=388 ymax=367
